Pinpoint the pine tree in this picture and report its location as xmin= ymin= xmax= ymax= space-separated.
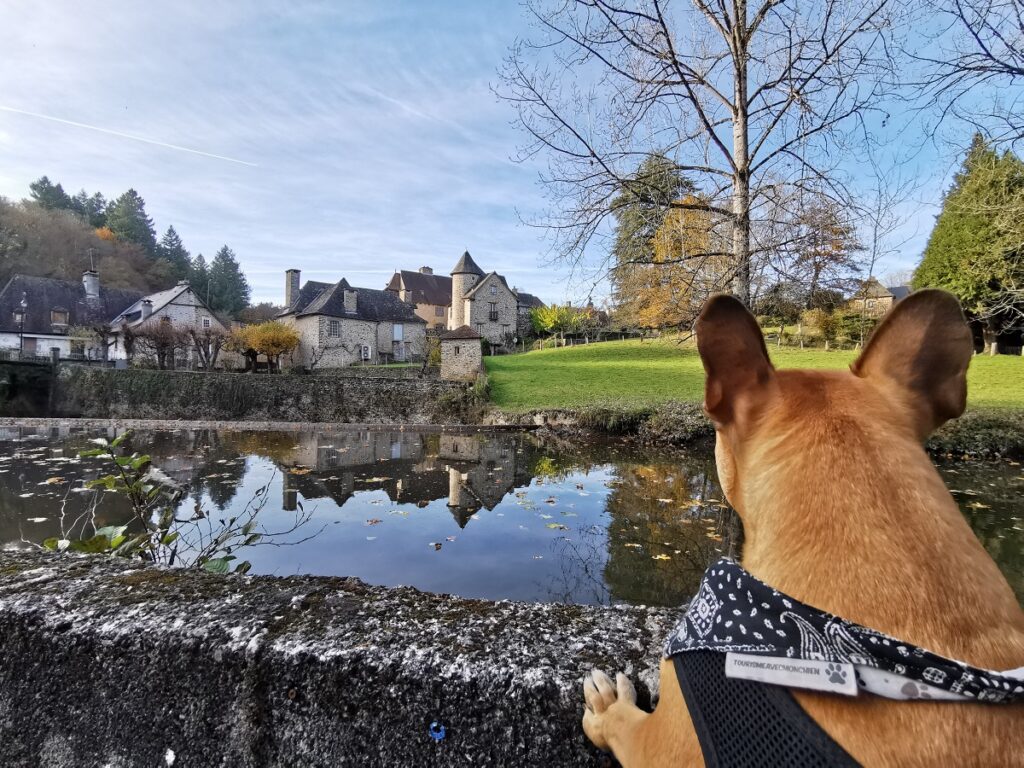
xmin=914 ymin=135 xmax=1024 ymax=352
xmin=105 ymin=189 xmax=157 ymax=255
xmin=157 ymin=226 xmax=191 ymax=281
xmin=190 ymin=253 xmax=210 ymax=302
xmin=207 ymin=245 xmax=251 ymax=316
xmin=28 ymin=176 xmax=72 ymax=210
xmin=69 ymin=190 xmax=108 ymax=228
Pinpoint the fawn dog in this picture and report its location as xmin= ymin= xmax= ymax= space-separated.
xmin=583 ymin=291 xmax=1024 ymax=766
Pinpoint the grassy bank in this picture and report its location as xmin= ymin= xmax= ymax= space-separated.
xmin=485 ymin=339 xmax=1024 ymax=410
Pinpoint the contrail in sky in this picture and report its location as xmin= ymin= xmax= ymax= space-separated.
xmin=0 ymin=105 xmax=258 ymax=167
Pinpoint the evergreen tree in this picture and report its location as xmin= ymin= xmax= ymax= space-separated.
xmin=190 ymin=253 xmax=210 ymax=301
xmin=914 ymin=135 xmax=1024 ymax=352
xmin=28 ymin=176 xmax=72 ymax=210
xmin=105 ymin=189 xmax=157 ymax=255
xmin=156 ymin=225 xmax=191 ymax=281
xmin=610 ymin=153 xmax=692 ymax=312
xmin=207 ymin=245 xmax=251 ymax=316
xmin=69 ymin=189 xmax=108 ymax=228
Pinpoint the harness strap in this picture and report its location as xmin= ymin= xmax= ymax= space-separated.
xmin=673 ymin=651 xmax=861 ymax=768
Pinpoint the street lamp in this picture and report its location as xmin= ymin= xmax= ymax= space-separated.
xmin=15 ymin=292 xmax=27 ymax=358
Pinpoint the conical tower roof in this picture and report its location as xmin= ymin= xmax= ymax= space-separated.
xmin=451 ymin=250 xmax=484 ymax=276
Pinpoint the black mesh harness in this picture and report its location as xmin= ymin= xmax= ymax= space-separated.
xmin=673 ymin=650 xmax=859 ymax=767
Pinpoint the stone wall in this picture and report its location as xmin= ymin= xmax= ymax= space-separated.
xmin=0 ymin=551 xmax=672 ymax=767
xmin=53 ymin=367 xmax=474 ymax=423
xmin=440 ymin=338 xmax=482 ymax=382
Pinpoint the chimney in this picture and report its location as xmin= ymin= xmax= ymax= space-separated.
xmin=419 ymin=266 xmax=433 ymax=275
xmin=286 ymin=269 xmax=300 ymax=308
xmin=140 ymin=299 xmax=153 ymax=321
xmin=343 ymin=289 xmax=358 ymax=314
xmin=82 ymin=270 xmax=99 ymax=300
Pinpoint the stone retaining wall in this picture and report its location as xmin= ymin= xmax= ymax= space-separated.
xmin=52 ymin=367 xmax=474 ymax=424
xmin=0 ymin=552 xmax=672 ymax=767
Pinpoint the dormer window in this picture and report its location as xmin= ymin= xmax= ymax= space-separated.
xmin=12 ymin=310 xmax=24 ymax=326
xmin=51 ymin=309 xmax=69 ymax=327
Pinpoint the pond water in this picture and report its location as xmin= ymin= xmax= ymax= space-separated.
xmin=0 ymin=426 xmax=1021 ymax=606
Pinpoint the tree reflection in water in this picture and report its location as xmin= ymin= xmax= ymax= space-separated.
xmin=0 ymin=426 xmax=1020 ymax=605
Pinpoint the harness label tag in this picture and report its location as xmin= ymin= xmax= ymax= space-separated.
xmin=725 ymin=653 xmax=858 ymax=696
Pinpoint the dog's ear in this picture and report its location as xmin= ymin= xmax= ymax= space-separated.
xmin=850 ymin=289 xmax=973 ymax=436
xmin=696 ymin=294 xmax=774 ymax=426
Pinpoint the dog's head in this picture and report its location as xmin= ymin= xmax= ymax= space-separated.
xmin=696 ymin=290 xmax=973 ymax=518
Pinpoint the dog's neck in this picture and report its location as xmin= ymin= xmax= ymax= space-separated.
xmin=735 ymin=421 xmax=1024 ymax=669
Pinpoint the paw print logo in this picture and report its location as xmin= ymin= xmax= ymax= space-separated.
xmin=826 ymin=663 xmax=847 ymax=685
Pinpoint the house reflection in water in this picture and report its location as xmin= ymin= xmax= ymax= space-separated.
xmin=279 ymin=431 xmax=528 ymax=526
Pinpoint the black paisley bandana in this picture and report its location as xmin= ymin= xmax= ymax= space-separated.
xmin=665 ymin=560 xmax=1024 ymax=703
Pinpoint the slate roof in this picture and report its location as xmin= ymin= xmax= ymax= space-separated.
xmin=280 ymin=280 xmax=333 ymax=316
xmin=0 ymin=274 xmax=142 ymax=335
xmin=111 ymin=282 xmax=224 ymax=329
xmin=441 ymin=325 xmax=482 ymax=340
xmin=463 ymin=271 xmax=512 ymax=299
xmin=888 ymin=285 xmax=911 ymax=301
xmin=288 ymin=278 xmax=425 ymax=324
xmin=514 ymin=291 xmax=545 ymax=310
xmin=386 ymin=270 xmax=453 ymax=306
xmin=451 ymin=250 xmax=484 ymax=276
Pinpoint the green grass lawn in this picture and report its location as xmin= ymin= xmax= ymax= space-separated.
xmin=484 ymin=338 xmax=1024 ymax=410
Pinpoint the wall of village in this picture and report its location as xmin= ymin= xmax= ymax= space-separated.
xmin=464 ymin=274 xmax=518 ymax=344
xmin=52 ymin=367 xmax=475 ymax=423
xmin=0 ymin=551 xmax=671 ymax=767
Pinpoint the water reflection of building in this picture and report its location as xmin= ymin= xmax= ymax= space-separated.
xmin=279 ymin=431 xmax=529 ymax=527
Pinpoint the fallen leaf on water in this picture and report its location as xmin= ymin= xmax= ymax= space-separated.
xmin=445 ymin=536 xmax=456 ymax=542
xmin=366 ymin=518 xmax=382 ymax=526
xmin=967 ymin=501 xmax=991 ymax=509
xmin=43 ymin=477 xmax=65 ymax=485
xmin=546 ymin=523 xmax=569 ymax=530
xmin=430 ymin=542 xmax=442 ymax=551
xmin=416 ymin=500 xmax=430 ymax=508
xmin=26 ymin=517 xmax=47 ymax=523
xmin=365 ymin=536 xmax=377 ymax=541
xmin=18 ymin=493 xmax=33 ymax=498
xmin=544 ymin=497 xmax=557 ymax=505
xmin=657 ymin=498 xmax=673 ymax=504
xmin=289 ymin=468 xmax=311 ymax=475
xmin=539 ymin=513 xmax=553 ymax=520
xmin=624 ymin=543 xmax=642 ymax=549
xmin=652 ymin=554 xmax=671 ymax=561
xmin=533 ymin=555 xmax=543 ymax=559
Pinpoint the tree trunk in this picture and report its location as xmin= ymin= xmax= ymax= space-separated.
xmin=983 ymin=320 xmax=998 ymax=356
xmin=730 ymin=1 xmax=751 ymax=307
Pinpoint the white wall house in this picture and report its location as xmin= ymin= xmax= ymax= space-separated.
xmin=0 ymin=271 xmax=142 ymax=360
xmin=279 ymin=270 xmax=427 ymax=368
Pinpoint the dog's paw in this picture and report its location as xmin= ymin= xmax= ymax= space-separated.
xmin=582 ymin=669 xmax=637 ymax=750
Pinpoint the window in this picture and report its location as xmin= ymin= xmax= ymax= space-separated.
xmin=489 ymin=284 xmax=497 ymax=295
xmin=488 ymin=302 xmax=498 ymax=322
xmin=393 ymin=323 xmax=403 ymax=341
xmin=454 ymin=345 xmax=460 ymax=355
xmin=328 ymin=319 xmax=340 ymax=337
xmin=12 ymin=310 xmax=23 ymax=325
xmin=866 ymin=300 xmax=876 ymax=309
xmin=50 ymin=309 xmax=69 ymax=326
xmin=201 ymin=317 xmax=211 ymax=329
xmin=434 ymin=306 xmax=444 ymax=317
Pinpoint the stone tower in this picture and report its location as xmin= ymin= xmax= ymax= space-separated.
xmin=448 ymin=250 xmax=484 ymax=329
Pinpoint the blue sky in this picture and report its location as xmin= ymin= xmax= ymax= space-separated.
xmin=0 ymin=2 xmax=992 ymax=305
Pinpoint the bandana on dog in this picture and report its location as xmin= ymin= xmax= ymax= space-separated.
xmin=665 ymin=560 xmax=1024 ymax=703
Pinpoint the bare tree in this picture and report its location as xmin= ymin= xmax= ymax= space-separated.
xmin=501 ymin=0 xmax=907 ymax=305
xmin=918 ymin=0 xmax=1024 ymax=145
xmin=188 ymin=326 xmax=227 ymax=370
xmin=135 ymin=318 xmax=191 ymax=370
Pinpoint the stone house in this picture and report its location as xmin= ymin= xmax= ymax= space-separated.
xmin=109 ymin=281 xmax=229 ymax=364
xmin=448 ymin=251 xmax=544 ymax=346
xmin=279 ymin=269 xmax=427 ymax=368
xmin=440 ymin=325 xmax=482 ymax=381
xmin=384 ymin=267 xmax=451 ymax=331
xmin=0 ymin=271 xmax=141 ymax=360
xmin=846 ymin=277 xmax=910 ymax=318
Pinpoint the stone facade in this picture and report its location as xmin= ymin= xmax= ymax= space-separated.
xmin=447 ymin=252 xmax=540 ymax=347
xmin=440 ymin=326 xmax=482 ymax=382
xmin=287 ymin=315 xmax=427 ymax=369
